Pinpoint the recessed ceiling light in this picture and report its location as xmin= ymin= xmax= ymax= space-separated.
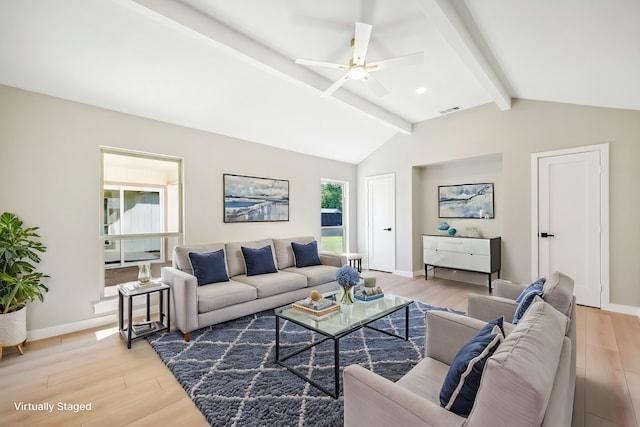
xmin=415 ymin=87 xmax=427 ymax=95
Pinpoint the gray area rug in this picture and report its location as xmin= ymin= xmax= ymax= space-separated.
xmin=147 ymin=301 xmax=462 ymax=427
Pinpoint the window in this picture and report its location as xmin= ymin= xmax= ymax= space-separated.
xmin=104 ymin=186 xmax=164 ymax=265
xmin=321 ymin=180 xmax=347 ymax=253
xmin=101 ymin=149 xmax=183 ymax=292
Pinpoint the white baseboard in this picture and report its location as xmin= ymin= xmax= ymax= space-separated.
xmin=602 ymin=302 xmax=640 ymax=317
xmin=28 ymin=314 xmax=117 ymax=341
xmin=393 ymin=270 xmax=414 ymax=278
xmin=29 ymin=303 xmax=163 ymax=341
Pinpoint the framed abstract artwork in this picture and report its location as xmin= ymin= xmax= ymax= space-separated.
xmin=438 ymin=183 xmax=494 ymax=219
xmin=223 ymin=174 xmax=289 ymax=223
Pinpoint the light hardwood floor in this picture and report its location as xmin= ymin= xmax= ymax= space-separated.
xmin=1 ymin=273 xmax=638 ymax=426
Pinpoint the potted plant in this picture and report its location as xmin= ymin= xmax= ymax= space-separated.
xmin=0 ymin=212 xmax=49 ymax=355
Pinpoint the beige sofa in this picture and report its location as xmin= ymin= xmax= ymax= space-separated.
xmin=344 ymin=301 xmax=573 ymax=426
xmin=161 ymin=236 xmax=345 ymax=341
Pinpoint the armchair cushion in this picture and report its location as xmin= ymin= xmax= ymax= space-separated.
xmin=188 ymin=249 xmax=229 ymax=286
xmin=440 ymin=317 xmax=504 ymax=415
xmin=241 ymin=245 xmax=278 ymax=276
xmin=291 ymin=240 xmax=321 ymax=268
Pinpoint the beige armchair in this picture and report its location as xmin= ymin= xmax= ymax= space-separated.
xmin=343 ymin=301 xmax=573 ymax=426
xmin=467 ymin=271 xmax=577 ymax=421
xmin=467 ymin=271 xmax=576 ymax=355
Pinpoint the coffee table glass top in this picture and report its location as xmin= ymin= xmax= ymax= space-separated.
xmin=275 ymin=291 xmax=414 ymax=337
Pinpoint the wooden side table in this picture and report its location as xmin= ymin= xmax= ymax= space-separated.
xmin=118 ymin=282 xmax=170 ymax=349
xmin=342 ymin=252 xmax=362 ymax=272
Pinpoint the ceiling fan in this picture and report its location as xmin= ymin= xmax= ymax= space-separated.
xmin=295 ymin=22 xmax=424 ymax=98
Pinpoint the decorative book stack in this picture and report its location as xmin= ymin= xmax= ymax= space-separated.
xmin=293 ymin=297 xmax=341 ymax=316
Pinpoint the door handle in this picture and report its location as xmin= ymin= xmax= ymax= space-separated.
xmin=383 ymin=227 xmax=392 ymax=231
xmin=539 ymin=232 xmax=555 ymax=238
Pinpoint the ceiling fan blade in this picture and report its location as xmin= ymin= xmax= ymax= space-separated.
xmin=352 ymin=22 xmax=372 ymax=66
xmin=321 ymin=74 xmax=350 ymax=97
xmin=362 ymin=71 xmax=388 ymax=97
xmin=295 ymin=58 xmax=348 ymax=70
xmin=366 ymin=52 xmax=424 ymax=72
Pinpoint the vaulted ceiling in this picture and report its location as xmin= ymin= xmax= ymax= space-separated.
xmin=1 ymin=0 xmax=638 ymax=163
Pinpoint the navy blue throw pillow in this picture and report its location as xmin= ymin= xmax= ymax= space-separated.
xmin=291 ymin=240 xmax=322 ymax=268
xmin=440 ymin=318 xmax=504 ymax=416
xmin=188 ymin=250 xmax=229 ymax=286
xmin=515 ymin=277 xmax=545 ymax=303
xmin=241 ymin=245 xmax=278 ymax=276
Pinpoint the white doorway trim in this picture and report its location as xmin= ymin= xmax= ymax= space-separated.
xmin=530 ymin=143 xmax=622 ymax=313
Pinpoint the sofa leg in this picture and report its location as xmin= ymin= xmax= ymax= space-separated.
xmin=184 ymin=332 xmax=191 ymax=342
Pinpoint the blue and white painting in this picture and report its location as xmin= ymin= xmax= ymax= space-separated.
xmin=224 ymin=174 xmax=289 ymax=222
xmin=438 ymin=183 xmax=494 ymax=219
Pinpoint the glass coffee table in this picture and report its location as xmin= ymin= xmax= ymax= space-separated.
xmin=274 ymin=292 xmax=414 ymax=398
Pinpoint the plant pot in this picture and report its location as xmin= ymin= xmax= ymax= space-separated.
xmin=0 ymin=306 xmax=27 ymax=347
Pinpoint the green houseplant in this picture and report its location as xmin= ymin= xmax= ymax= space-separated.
xmin=0 ymin=212 xmax=49 ymax=354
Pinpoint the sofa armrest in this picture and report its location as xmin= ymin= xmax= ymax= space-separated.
xmin=344 ymin=364 xmax=465 ymax=427
xmin=425 ymin=310 xmax=487 ymax=365
xmin=467 ymin=295 xmax=518 ymax=324
xmin=319 ymin=253 xmax=347 ymax=267
xmin=161 ymin=267 xmax=199 ymax=336
xmin=492 ymin=279 xmax=527 ymax=300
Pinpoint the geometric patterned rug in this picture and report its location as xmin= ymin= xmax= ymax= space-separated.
xmin=147 ymin=301 xmax=462 ymax=427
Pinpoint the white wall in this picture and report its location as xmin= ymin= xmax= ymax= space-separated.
xmin=0 ymin=85 xmax=357 ymax=332
xmin=358 ymin=99 xmax=640 ymax=308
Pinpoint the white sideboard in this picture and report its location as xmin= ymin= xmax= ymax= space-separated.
xmin=422 ymin=234 xmax=501 ymax=292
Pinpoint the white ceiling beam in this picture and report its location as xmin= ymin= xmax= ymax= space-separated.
xmin=131 ymin=0 xmax=412 ymax=134
xmin=413 ymin=0 xmax=511 ymax=110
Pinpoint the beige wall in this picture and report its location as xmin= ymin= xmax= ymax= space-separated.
xmin=357 ymin=99 xmax=640 ymax=308
xmin=0 ymin=85 xmax=357 ymax=331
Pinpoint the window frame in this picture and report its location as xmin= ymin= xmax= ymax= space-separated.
xmin=100 ymin=148 xmax=183 ymax=289
xmin=103 ymin=184 xmax=166 ymax=267
xmin=320 ymin=179 xmax=349 ymax=254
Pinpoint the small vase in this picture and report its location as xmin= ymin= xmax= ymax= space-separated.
xmin=340 ymin=285 xmax=354 ymax=305
xmin=138 ymin=262 xmax=151 ymax=284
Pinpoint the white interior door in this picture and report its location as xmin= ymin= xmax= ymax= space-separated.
xmin=366 ymin=173 xmax=395 ymax=272
xmin=536 ymin=149 xmax=603 ymax=307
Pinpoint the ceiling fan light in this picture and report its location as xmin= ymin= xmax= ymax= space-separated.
xmin=416 ymin=87 xmax=427 ymax=94
xmin=348 ymin=66 xmax=367 ymax=80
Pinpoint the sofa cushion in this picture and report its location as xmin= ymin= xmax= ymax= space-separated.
xmin=188 ymin=249 xmax=229 ymax=286
xmin=291 ymin=240 xmax=322 ymax=268
xmin=173 ymin=242 xmax=226 ymax=275
xmin=284 ymin=265 xmax=339 ymax=287
xmin=225 ymin=239 xmax=275 ymax=277
xmin=241 ymin=245 xmax=278 ymax=276
xmin=466 ymin=301 xmax=568 ymax=427
xmin=197 ymin=280 xmax=257 ymax=313
xmin=440 ymin=318 xmax=504 ymax=415
xmin=273 ymin=236 xmax=316 ymax=269
xmin=542 ymin=272 xmax=574 ymax=318
xmin=232 ymin=271 xmax=307 ymax=298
